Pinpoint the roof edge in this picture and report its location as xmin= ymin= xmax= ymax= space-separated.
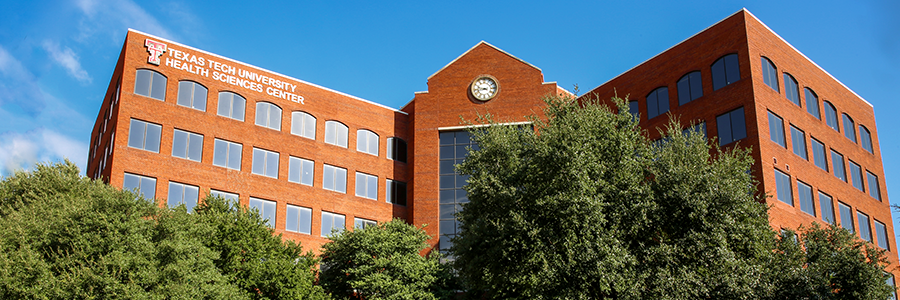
xmin=426 ymin=41 xmax=542 ymax=81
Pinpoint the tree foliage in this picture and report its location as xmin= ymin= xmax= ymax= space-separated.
xmin=320 ymin=219 xmax=454 ymax=300
xmin=0 ymin=161 xmax=327 ymax=299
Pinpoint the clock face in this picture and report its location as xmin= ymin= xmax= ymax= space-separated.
xmin=471 ymin=77 xmax=498 ymax=101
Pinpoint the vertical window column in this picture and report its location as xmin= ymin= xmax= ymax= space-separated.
xmin=438 ymin=131 xmax=476 ymax=252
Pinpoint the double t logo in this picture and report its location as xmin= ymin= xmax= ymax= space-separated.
xmin=144 ymin=39 xmax=167 ymax=66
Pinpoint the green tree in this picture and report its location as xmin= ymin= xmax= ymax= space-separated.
xmin=768 ymin=223 xmax=895 ymax=300
xmin=451 ymin=95 xmax=774 ymax=299
xmin=320 ymin=219 xmax=451 ymax=300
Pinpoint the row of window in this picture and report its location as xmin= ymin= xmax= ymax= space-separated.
xmin=760 ymin=57 xmax=875 ymax=154
xmin=90 ymin=81 xmax=122 ymax=179
xmin=635 ymin=53 xmax=741 ymax=120
xmin=768 ymin=111 xmax=881 ymax=201
xmin=123 ymin=172 xmax=384 ymax=236
xmin=133 ymin=69 xmax=408 ymax=162
xmin=127 ymin=118 xmax=408 ymax=205
xmin=774 ymin=169 xmax=890 ymax=250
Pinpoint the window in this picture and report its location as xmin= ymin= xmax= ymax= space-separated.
xmin=439 ymin=131 xmax=475 ymax=251
xmin=849 ymin=161 xmax=864 ymax=192
xmin=217 ymin=92 xmax=246 ymax=121
xmin=716 ymin=107 xmax=747 ymax=146
xmin=867 ymin=171 xmax=881 ymax=201
xmin=796 ymin=181 xmax=814 ymax=216
xmin=387 ymin=137 xmax=408 ymax=163
xmin=324 ymin=121 xmax=349 ymax=148
xmin=824 ymin=101 xmax=839 ymax=132
xmin=790 ymin=125 xmax=807 ymax=160
xmin=176 ymin=81 xmax=207 ymax=111
xmin=248 ymin=197 xmax=276 ymax=228
xmin=858 ymin=211 xmax=871 ymax=242
xmin=255 ymin=102 xmax=282 ymax=131
xmin=819 ymin=192 xmax=835 ymax=224
xmin=285 ymin=205 xmax=312 ymax=234
xmin=354 ymin=218 xmax=377 ymax=229
xmin=859 ymin=125 xmax=873 ymax=153
xmin=888 ymin=276 xmax=897 ymax=300
xmin=355 ymin=172 xmax=378 ymax=200
xmin=321 ymin=211 xmax=346 ymax=237
xmin=288 ymin=156 xmax=314 ymax=186
xmin=134 ymin=69 xmax=166 ymax=100
xmin=123 ymin=173 xmax=156 ymax=200
xmin=775 ymin=169 xmax=792 ymax=206
xmin=839 ymin=202 xmax=853 ymax=233
xmin=783 ymin=73 xmax=799 ymax=106
xmin=210 ymin=190 xmax=239 ymax=202
xmin=172 ymin=129 xmax=202 ymax=162
xmin=646 ymin=87 xmax=669 ymax=119
xmin=323 ymin=164 xmax=347 ymax=193
xmin=252 ymin=148 xmax=279 ymax=178
xmin=682 ymin=122 xmax=707 ymax=139
xmin=768 ymin=111 xmax=786 ymax=148
xmin=628 ymin=101 xmax=640 ymax=121
xmin=811 ymin=138 xmax=827 ymax=171
xmin=128 ymin=119 xmax=162 ymax=153
xmin=832 ymin=150 xmax=846 ymax=182
xmin=386 ymin=179 xmax=407 ymax=206
xmin=357 ymin=129 xmax=379 ymax=156
xmin=805 ymin=88 xmax=820 ymax=119
xmin=213 ymin=139 xmax=242 ymax=170
xmin=291 ymin=111 xmax=316 ymax=139
xmin=711 ymin=54 xmax=740 ymax=90
xmin=167 ymin=182 xmax=199 ymax=212
xmin=875 ymin=220 xmax=889 ymax=250
xmin=677 ymin=71 xmax=703 ymax=105
xmin=761 ymin=57 xmax=779 ymax=92
xmin=842 ymin=114 xmax=856 ymax=143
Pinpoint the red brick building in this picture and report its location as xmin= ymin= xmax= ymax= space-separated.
xmin=87 ymin=8 xmax=897 ymax=280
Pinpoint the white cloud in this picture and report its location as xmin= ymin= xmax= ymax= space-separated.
xmin=42 ymin=40 xmax=92 ymax=84
xmin=0 ymin=129 xmax=88 ymax=178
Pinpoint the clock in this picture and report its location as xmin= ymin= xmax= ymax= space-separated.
xmin=470 ymin=76 xmax=499 ymax=101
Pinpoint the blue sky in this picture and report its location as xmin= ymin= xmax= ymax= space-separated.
xmin=0 ymin=1 xmax=898 ymax=221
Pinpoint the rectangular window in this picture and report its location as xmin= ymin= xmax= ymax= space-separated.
xmin=831 ymin=150 xmax=846 ymax=182
xmin=167 ymin=181 xmax=199 ymax=212
xmin=811 ymin=138 xmax=827 ymax=171
xmin=210 ymin=189 xmax=239 ymax=202
xmin=321 ymin=211 xmax=346 ymax=237
xmin=839 ymin=202 xmax=854 ymax=233
xmin=797 ymin=181 xmax=815 ymax=216
xmin=858 ymin=211 xmax=871 ymax=242
xmin=768 ymin=111 xmax=786 ymax=148
xmin=355 ymin=172 xmax=378 ymax=200
xmin=252 ymin=148 xmax=279 ymax=178
xmin=172 ymin=129 xmax=203 ymax=162
xmin=128 ymin=119 xmax=162 ymax=153
xmin=288 ymin=156 xmax=314 ymax=186
xmin=323 ymin=164 xmax=347 ymax=193
xmin=819 ymin=192 xmax=835 ymax=225
xmin=354 ymin=217 xmax=377 ymax=229
xmin=682 ymin=122 xmax=707 ymax=139
xmin=438 ymin=130 xmax=475 ymax=252
xmin=628 ymin=100 xmax=639 ymax=121
xmin=213 ymin=139 xmax=242 ymax=170
xmin=875 ymin=220 xmax=889 ymax=250
xmin=716 ymin=107 xmax=747 ymax=146
xmin=123 ymin=172 xmax=156 ymax=200
xmin=285 ymin=205 xmax=312 ymax=234
xmin=249 ymin=197 xmax=276 ymax=228
xmin=775 ymin=169 xmax=792 ymax=206
xmin=867 ymin=171 xmax=881 ymax=201
xmin=790 ymin=125 xmax=807 ymax=160
xmin=386 ymin=179 xmax=407 ymax=206
xmin=387 ymin=137 xmax=408 ymax=163
xmin=849 ymin=161 xmax=864 ymax=192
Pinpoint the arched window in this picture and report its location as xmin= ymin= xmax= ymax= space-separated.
xmin=176 ymin=81 xmax=207 ymax=111
xmin=711 ymin=54 xmax=740 ymax=90
xmin=291 ymin=111 xmax=316 ymax=140
xmin=357 ymin=129 xmax=379 ymax=156
xmin=646 ymin=87 xmax=669 ymax=119
xmin=217 ymin=92 xmax=246 ymax=121
xmin=255 ymin=102 xmax=282 ymax=131
xmin=783 ymin=73 xmax=799 ymax=106
xmin=325 ymin=121 xmax=349 ymax=148
xmin=677 ymin=71 xmax=703 ymax=105
xmin=387 ymin=137 xmax=407 ymax=163
xmin=761 ymin=57 xmax=779 ymax=92
xmin=842 ymin=113 xmax=856 ymax=143
xmin=805 ymin=88 xmax=820 ymax=119
xmin=134 ymin=69 xmax=167 ymax=100
xmin=859 ymin=125 xmax=873 ymax=153
xmin=823 ymin=101 xmax=839 ymax=132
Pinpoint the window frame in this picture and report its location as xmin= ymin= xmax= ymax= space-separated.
xmin=354 ymin=217 xmax=377 ymax=229
xmin=842 ymin=113 xmax=856 ymax=143
xmin=849 ymin=160 xmax=864 ymax=192
xmin=716 ymin=107 xmax=747 ymax=146
xmin=875 ymin=219 xmax=889 ymax=250
xmin=291 ymin=111 xmax=316 ymax=140
xmin=386 ymin=179 xmax=407 ymax=206
xmin=819 ymin=192 xmax=835 ymax=225
xmin=775 ymin=169 xmax=793 ymax=206
xmin=867 ymin=170 xmax=881 ymax=201
xmin=859 ymin=125 xmax=873 ymax=153
xmin=251 ymin=147 xmax=280 ymax=178
xmin=831 ymin=150 xmax=846 ymax=182
xmin=805 ymin=88 xmax=820 ymax=119
xmin=254 ymin=102 xmax=282 ymax=131
xmin=387 ymin=137 xmax=408 ymax=163
xmin=783 ymin=73 xmax=800 ymax=106
xmin=646 ymin=87 xmax=669 ymax=119
xmin=212 ymin=138 xmax=243 ymax=170
xmin=323 ymin=164 xmax=347 ymax=193
xmin=288 ymin=156 xmax=314 ymax=186
xmin=761 ymin=57 xmax=779 ymax=92
xmin=127 ymin=118 xmax=162 ymax=153
xmin=824 ymin=101 xmax=839 ymax=132
xmin=677 ymin=71 xmax=703 ymax=105
xmin=171 ymin=128 xmax=203 ymax=162
xmin=711 ymin=53 xmax=740 ymax=90
xmin=249 ymin=197 xmax=277 ymax=228
xmin=285 ymin=204 xmax=312 ymax=234
xmin=324 ymin=120 xmax=349 ymax=148
xmin=768 ymin=111 xmax=786 ymax=148
xmin=167 ymin=181 xmax=199 ymax=212
xmin=356 ymin=129 xmax=379 ymax=156
xmin=134 ymin=69 xmax=167 ymax=101
xmin=790 ymin=125 xmax=808 ymax=160
xmin=210 ymin=189 xmax=239 ymax=202
xmin=216 ymin=91 xmax=246 ymax=121
xmin=797 ymin=180 xmax=815 ymax=216
xmin=176 ymin=80 xmax=208 ymax=111
xmin=123 ymin=172 xmax=156 ymax=200
xmin=838 ymin=202 xmax=854 ymax=233
xmin=857 ymin=211 xmax=872 ymax=242
xmin=355 ymin=172 xmax=378 ymax=200
xmin=321 ymin=211 xmax=346 ymax=237
xmin=811 ymin=137 xmax=828 ymax=171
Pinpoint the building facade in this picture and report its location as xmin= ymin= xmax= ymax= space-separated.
xmin=87 ymin=9 xmax=897 ymax=278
